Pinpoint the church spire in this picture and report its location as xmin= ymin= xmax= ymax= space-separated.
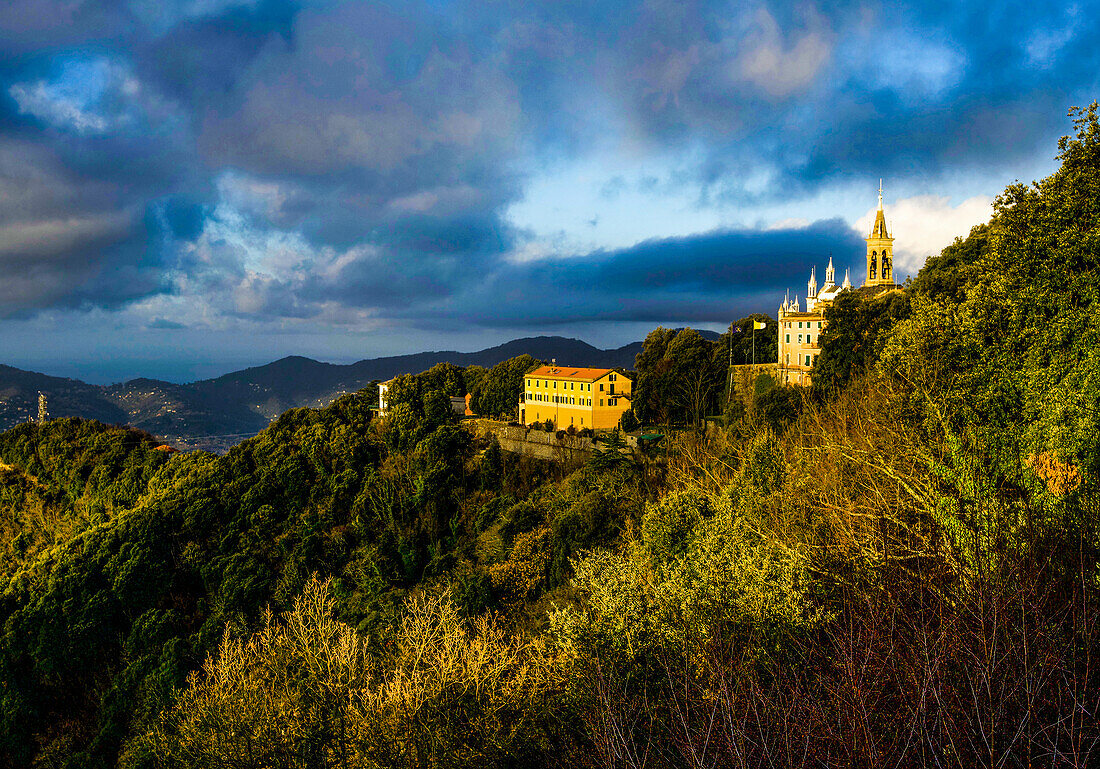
xmin=865 ymin=180 xmax=895 ymax=287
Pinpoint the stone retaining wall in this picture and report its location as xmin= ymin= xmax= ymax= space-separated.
xmin=471 ymin=420 xmax=599 ymax=459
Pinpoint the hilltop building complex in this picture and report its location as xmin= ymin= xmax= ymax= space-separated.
xmin=519 ymin=364 xmax=631 ymax=430
xmin=777 ymin=184 xmax=901 ymax=385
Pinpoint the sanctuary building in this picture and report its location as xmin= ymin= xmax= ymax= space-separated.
xmin=519 ymin=364 xmax=631 ymax=430
xmin=777 ymin=184 xmax=900 ymax=385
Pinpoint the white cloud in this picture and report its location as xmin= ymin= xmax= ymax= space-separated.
xmin=388 ymin=184 xmax=485 ymax=215
xmin=8 ymin=56 xmax=154 ymax=135
xmin=765 ymin=217 xmax=811 ymax=231
xmin=736 ymin=7 xmax=833 ymax=97
xmin=853 ymin=34 xmax=966 ymax=103
xmin=854 ymin=194 xmax=993 ymax=274
xmin=1026 ymin=6 xmax=1080 ymax=66
xmin=216 ymin=171 xmax=294 ymax=222
xmin=9 ymin=80 xmax=109 ymax=133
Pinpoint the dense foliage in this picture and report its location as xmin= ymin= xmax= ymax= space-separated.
xmin=811 ymin=289 xmax=911 ymax=398
xmin=907 ymin=223 xmax=989 ymax=302
xmin=2 ymin=106 xmax=1100 ymax=768
xmin=632 ymin=318 xmax=777 ymax=427
xmin=632 ymin=318 xmax=776 ymax=428
xmin=468 ymin=354 xmax=539 ymax=419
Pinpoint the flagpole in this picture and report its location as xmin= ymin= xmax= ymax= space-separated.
xmin=728 ymin=322 xmax=733 ymax=402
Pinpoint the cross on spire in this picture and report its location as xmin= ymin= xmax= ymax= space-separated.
xmin=878 ymin=178 xmax=883 ymax=210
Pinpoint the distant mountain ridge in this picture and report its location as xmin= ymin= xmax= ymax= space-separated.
xmin=0 ymin=335 xmax=685 ymax=451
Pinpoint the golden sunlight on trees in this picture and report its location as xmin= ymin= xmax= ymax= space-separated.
xmin=140 ymin=578 xmax=562 ymax=769
xmin=7 ymin=107 xmax=1100 ymax=769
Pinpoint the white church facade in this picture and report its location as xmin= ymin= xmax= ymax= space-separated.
xmin=777 ymin=184 xmax=900 ymax=386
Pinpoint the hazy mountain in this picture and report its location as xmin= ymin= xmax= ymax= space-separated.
xmin=0 ymin=335 xmax=675 ymax=451
xmin=0 ymin=365 xmax=128 ymax=427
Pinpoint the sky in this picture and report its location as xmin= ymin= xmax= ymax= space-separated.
xmin=0 ymin=0 xmax=1096 ymax=383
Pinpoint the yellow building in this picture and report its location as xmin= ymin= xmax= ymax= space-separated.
xmin=519 ymin=365 xmax=632 ymax=430
xmin=777 ymin=182 xmax=900 ymax=386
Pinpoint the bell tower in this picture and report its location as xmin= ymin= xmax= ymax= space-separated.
xmin=865 ymin=179 xmax=895 ymax=287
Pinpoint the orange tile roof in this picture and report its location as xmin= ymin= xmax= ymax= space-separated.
xmin=528 ymin=365 xmax=626 ymax=381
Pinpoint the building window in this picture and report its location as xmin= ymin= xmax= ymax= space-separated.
xmin=798 ymin=334 xmax=803 ymax=343
xmin=554 ymin=381 xmax=557 ymax=389
xmin=817 ymin=322 xmax=822 ymax=328
xmin=805 ymin=354 xmax=811 ymax=366
xmin=599 ymin=383 xmax=604 ymax=391
xmin=610 ymin=373 xmax=616 ymax=381
xmin=798 ymin=322 xmax=803 ymax=328
xmin=526 ymin=379 xmax=530 ymax=387
xmin=600 ymin=399 xmax=604 ymax=407
xmin=786 ymin=334 xmax=790 ymax=343
xmin=785 ymin=354 xmax=789 ymax=364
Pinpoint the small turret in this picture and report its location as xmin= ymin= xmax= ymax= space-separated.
xmin=842 ymin=268 xmax=852 ymax=290
xmin=807 ymin=266 xmax=817 ymax=299
xmin=825 ymin=255 xmax=835 ymax=286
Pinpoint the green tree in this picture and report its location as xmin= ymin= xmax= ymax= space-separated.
xmin=717 ymin=314 xmax=778 ymax=367
xmin=909 ymin=224 xmax=989 ymax=302
xmin=632 ymin=327 xmax=677 ymax=424
xmin=619 ymin=409 xmax=640 ymax=432
xmin=753 ymin=385 xmax=802 ymax=433
xmin=879 ymin=102 xmax=1100 ymax=540
xmin=421 ymin=362 xmax=466 ymax=397
xmin=812 ymin=289 xmax=910 ymax=399
xmin=469 ymin=355 xmax=538 ymax=419
xmin=666 ymin=329 xmax=724 ymax=430
xmin=633 ymin=328 xmax=725 ymax=427
xmin=422 ymin=388 xmax=458 ymax=430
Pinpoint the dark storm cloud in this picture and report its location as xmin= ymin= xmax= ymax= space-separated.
xmin=0 ymin=0 xmax=1095 ymax=325
xmin=0 ymin=136 xmax=167 ymax=316
xmin=389 ymin=218 xmax=865 ymax=327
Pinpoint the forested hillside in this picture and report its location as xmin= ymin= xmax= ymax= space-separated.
xmin=0 ymin=336 xmax=656 ymax=451
xmin=1 ymin=105 xmax=1099 ymax=768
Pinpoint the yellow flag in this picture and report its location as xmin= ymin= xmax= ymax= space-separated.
xmin=754 ymin=320 xmax=766 ymax=330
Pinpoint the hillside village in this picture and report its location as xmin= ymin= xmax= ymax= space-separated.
xmin=0 ymin=0 xmax=1096 ymax=759
xmin=372 ymin=185 xmax=898 ymax=443
xmin=0 ymin=108 xmax=1098 ymax=769
xmin=4 ymin=193 xmax=912 ymax=450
